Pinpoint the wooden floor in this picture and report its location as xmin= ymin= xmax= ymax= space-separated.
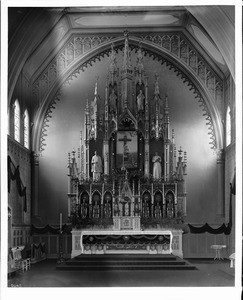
xmin=7 ymin=258 xmax=235 ymax=287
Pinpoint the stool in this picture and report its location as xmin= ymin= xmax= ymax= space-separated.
xmin=229 ymin=253 xmax=235 ymax=268
xmin=211 ymin=245 xmax=226 ymax=260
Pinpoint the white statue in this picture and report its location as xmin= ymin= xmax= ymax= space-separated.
xmin=152 ymin=152 xmax=162 ymax=180
xmin=91 ymin=151 xmax=102 ymax=181
xmin=137 ymin=89 xmax=145 ymax=111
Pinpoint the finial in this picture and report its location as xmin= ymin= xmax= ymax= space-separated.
xmin=172 ymin=129 xmax=175 ymax=139
xmin=109 ymin=43 xmax=117 ymax=69
xmin=124 ymin=30 xmax=129 ymax=38
xmin=68 ymin=152 xmax=71 ymax=164
xmin=184 ymin=151 xmax=187 ymax=163
xmin=165 ymin=93 xmax=169 ymax=108
xmin=94 ymin=77 xmax=99 ymax=96
xmin=154 ymin=73 xmax=160 ymax=95
xmin=174 ymin=145 xmax=176 ymax=157
xmin=72 ymin=148 xmax=75 ymax=158
xmin=178 ymin=146 xmax=183 ymax=157
xmin=122 ymin=31 xmax=132 ymax=69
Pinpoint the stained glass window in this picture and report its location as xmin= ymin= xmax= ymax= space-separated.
xmin=14 ymin=100 xmax=20 ymax=142
xmin=24 ymin=109 xmax=29 ymax=148
xmin=226 ymin=106 xmax=231 ymax=147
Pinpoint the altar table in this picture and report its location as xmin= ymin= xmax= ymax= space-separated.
xmin=79 ymin=230 xmax=173 ymax=255
xmin=71 ymin=228 xmax=184 ymax=258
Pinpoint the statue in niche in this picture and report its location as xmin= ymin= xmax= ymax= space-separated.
xmin=104 ymin=200 xmax=111 ymax=218
xmin=91 ymin=151 xmax=102 ymax=181
xmin=137 ymin=89 xmax=145 ymax=111
xmin=134 ymin=201 xmax=140 ymax=216
xmin=154 ymin=202 xmax=161 ymax=219
xmin=114 ymin=200 xmax=119 ymax=216
xmin=166 ymin=194 xmax=174 ymax=219
xmin=152 ymin=152 xmax=162 ymax=180
xmin=109 ymin=89 xmax=117 ymax=113
xmin=81 ymin=201 xmax=88 ymax=219
xmin=93 ymin=201 xmax=100 ymax=219
xmin=144 ymin=202 xmax=150 ymax=218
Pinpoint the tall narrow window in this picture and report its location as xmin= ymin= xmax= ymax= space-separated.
xmin=226 ymin=105 xmax=231 ymax=147
xmin=24 ymin=109 xmax=29 ymax=149
xmin=14 ymin=99 xmax=20 ymax=142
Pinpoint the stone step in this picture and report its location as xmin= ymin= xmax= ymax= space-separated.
xmin=56 ymin=264 xmax=196 ymax=271
xmin=56 ymin=254 xmax=197 ymax=271
xmin=74 ymin=254 xmax=176 ymax=261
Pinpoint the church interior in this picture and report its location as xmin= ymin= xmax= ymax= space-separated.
xmin=5 ymin=4 xmax=239 ymax=297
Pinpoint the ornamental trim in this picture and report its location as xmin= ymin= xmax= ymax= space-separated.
xmin=38 ymin=37 xmax=220 ymax=152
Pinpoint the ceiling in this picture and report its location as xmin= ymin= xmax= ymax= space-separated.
xmin=8 ymin=6 xmax=234 ymax=102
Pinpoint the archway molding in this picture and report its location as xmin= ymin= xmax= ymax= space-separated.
xmin=32 ymin=35 xmax=224 ymax=153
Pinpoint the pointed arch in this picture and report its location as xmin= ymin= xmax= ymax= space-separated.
xmin=32 ymin=35 xmax=224 ymax=153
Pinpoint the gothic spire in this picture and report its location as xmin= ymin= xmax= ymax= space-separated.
xmin=122 ymin=31 xmax=132 ymax=70
xmin=136 ymin=41 xmax=144 ymax=72
xmin=94 ymin=78 xmax=98 ymax=96
xmin=154 ymin=73 xmax=160 ymax=96
xmin=109 ymin=43 xmax=117 ymax=71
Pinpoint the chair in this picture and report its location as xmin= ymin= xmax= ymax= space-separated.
xmin=11 ymin=246 xmax=31 ymax=272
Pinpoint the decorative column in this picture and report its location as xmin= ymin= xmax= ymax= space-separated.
xmin=216 ymin=149 xmax=225 ymax=217
xmin=164 ymin=94 xmax=170 ymax=181
xmin=67 ymin=153 xmax=71 ymax=217
xmin=103 ymin=81 xmax=109 ymax=175
xmin=144 ymin=77 xmax=150 ymax=178
xmin=33 ymin=152 xmax=41 ymax=217
xmin=84 ymin=99 xmax=90 ymax=180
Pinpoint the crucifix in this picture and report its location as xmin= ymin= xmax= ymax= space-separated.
xmin=118 ymin=134 xmax=132 ymax=169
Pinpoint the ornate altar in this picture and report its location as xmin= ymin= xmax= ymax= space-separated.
xmin=67 ymin=33 xmax=187 ymax=258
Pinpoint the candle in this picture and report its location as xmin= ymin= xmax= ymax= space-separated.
xmin=60 ymin=213 xmax=62 ymax=231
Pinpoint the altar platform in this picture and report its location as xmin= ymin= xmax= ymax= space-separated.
xmin=56 ymin=253 xmax=197 ymax=271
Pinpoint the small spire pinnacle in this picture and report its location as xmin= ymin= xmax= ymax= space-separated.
xmin=165 ymin=93 xmax=169 ymax=108
xmin=85 ymin=98 xmax=89 ymax=109
xmin=178 ymin=146 xmax=183 ymax=157
xmin=172 ymin=129 xmax=175 ymax=140
xmin=184 ymin=151 xmax=187 ymax=163
xmin=154 ymin=73 xmax=160 ymax=96
xmin=109 ymin=43 xmax=117 ymax=70
xmin=136 ymin=41 xmax=144 ymax=71
xmin=122 ymin=31 xmax=132 ymax=70
xmin=94 ymin=77 xmax=99 ymax=96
